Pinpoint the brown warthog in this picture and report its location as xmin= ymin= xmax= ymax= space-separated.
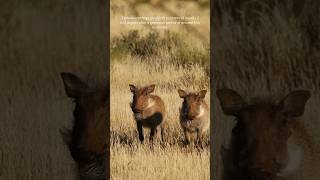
xmin=129 ymin=84 xmax=166 ymax=143
xmin=217 ymin=88 xmax=311 ymax=180
xmin=178 ymin=89 xmax=209 ymax=146
xmin=61 ymin=72 xmax=107 ymax=180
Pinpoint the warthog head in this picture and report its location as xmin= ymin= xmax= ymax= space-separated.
xmin=129 ymin=84 xmax=155 ymax=117
xmin=217 ymin=89 xmax=310 ymax=180
xmin=178 ymin=89 xmax=207 ymax=120
xmin=61 ymin=72 xmax=107 ymax=180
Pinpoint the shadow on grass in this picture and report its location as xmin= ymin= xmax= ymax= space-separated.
xmin=111 ymin=129 xmax=210 ymax=153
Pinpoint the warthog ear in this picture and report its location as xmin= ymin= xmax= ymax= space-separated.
xmin=178 ymin=89 xmax=187 ymax=98
xmin=61 ymin=72 xmax=89 ymax=98
xmin=129 ymin=84 xmax=136 ymax=92
xmin=216 ymin=89 xmax=246 ymax=116
xmin=198 ymin=90 xmax=207 ymax=99
xmin=146 ymin=84 xmax=155 ymax=94
xmin=278 ymin=90 xmax=311 ymax=117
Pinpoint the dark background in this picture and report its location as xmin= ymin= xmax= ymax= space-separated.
xmin=211 ymin=0 xmax=320 ymax=179
xmin=0 ymin=1 xmax=108 ymax=179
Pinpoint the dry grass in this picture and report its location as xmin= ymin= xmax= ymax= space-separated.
xmin=110 ymin=56 xmax=210 ymax=180
xmin=110 ymin=1 xmax=210 ymax=179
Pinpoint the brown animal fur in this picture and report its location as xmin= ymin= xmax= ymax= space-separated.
xmin=178 ymin=89 xmax=209 ymax=147
xmin=217 ymin=88 xmax=311 ymax=180
xmin=61 ymin=72 xmax=107 ymax=180
xmin=129 ymin=84 xmax=166 ymax=143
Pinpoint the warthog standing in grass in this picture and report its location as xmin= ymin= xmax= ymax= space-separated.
xmin=129 ymin=84 xmax=166 ymax=143
xmin=178 ymin=89 xmax=209 ymax=146
xmin=61 ymin=72 xmax=107 ymax=180
xmin=217 ymin=88 xmax=311 ymax=180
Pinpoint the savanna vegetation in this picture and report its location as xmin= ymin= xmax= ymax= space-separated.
xmin=110 ymin=0 xmax=210 ymax=179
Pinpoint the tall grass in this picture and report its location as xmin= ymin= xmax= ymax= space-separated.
xmin=110 ymin=0 xmax=210 ymax=178
xmin=110 ymin=48 xmax=210 ymax=180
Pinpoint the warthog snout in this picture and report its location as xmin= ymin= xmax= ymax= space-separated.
xmin=181 ymin=103 xmax=199 ymax=120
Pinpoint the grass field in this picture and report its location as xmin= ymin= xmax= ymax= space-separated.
xmin=110 ymin=59 xmax=210 ymax=180
xmin=110 ymin=0 xmax=210 ymax=179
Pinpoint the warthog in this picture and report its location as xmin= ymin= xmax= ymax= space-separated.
xmin=178 ymin=89 xmax=209 ymax=146
xmin=129 ymin=84 xmax=166 ymax=143
xmin=61 ymin=72 xmax=107 ymax=180
xmin=217 ymin=88 xmax=311 ymax=180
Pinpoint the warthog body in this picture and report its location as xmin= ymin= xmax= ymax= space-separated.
xmin=178 ymin=89 xmax=209 ymax=146
xmin=61 ymin=72 xmax=107 ymax=180
xmin=129 ymin=84 xmax=166 ymax=143
xmin=217 ymin=89 xmax=311 ymax=180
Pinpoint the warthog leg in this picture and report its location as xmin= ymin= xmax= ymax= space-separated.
xmin=149 ymin=127 xmax=158 ymax=142
xmin=160 ymin=125 xmax=166 ymax=143
xmin=136 ymin=121 xmax=144 ymax=143
xmin=184 ymin=129 xmax=191 ymax=145
xmin=196 ymin=129 xmax=205 ymax=148
xmin=156 ymin=126 xmax=162 ymax=142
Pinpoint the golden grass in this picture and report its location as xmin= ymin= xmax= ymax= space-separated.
xmin=110 ymin=58 xmax=210 ymax=180
xmin=110 ymin=1 xmax=210 ymax=179
xmin=111 ymin=144 xmax=209 ymax=180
